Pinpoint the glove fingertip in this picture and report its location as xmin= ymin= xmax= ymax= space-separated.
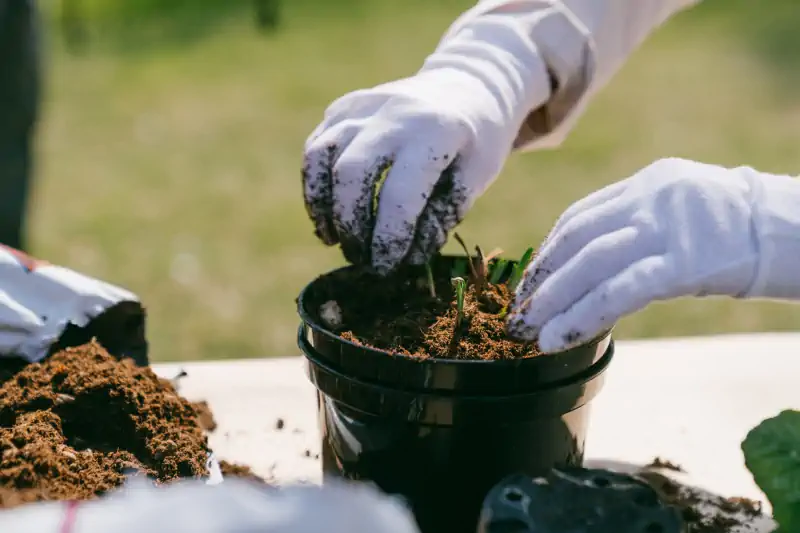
xmin=505 ymin=309 xmax=538 ymax=341
xmin=537 ymin=325 xmax=567 ymax=354
xmin=315 ymin=224 xmax=339 ymax=246
xmin=539 ymin=319 xmax=593 ymax=354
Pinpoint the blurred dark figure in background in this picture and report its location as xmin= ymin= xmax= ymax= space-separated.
xmin=0 ymin=0 xmax=40 ymax=251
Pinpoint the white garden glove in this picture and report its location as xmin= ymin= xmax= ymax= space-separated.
xmin=302 ymin=0 xmax=700 ymax=274
xmin=0 ymin=245 xmax=147 ymax=364
xmin=507 ymin=158 xmax=800 ymax=353
xmin=302 ymin=5 xmax=555 ymax=273
xmin=0 ymin=478 xmax=421 ymax=533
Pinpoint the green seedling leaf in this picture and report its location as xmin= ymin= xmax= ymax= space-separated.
xmin=517 ymin=246 xmax=535 ymax=270
xmin=451 ymin=276 xmax=466 ymax=329
xmin=741 ymin=409 xmax=800 ymax=532
xmin=488 ymin=259 xmax=508 ymax=284
xmin=508 ymin=247 xmax=535 ymax=290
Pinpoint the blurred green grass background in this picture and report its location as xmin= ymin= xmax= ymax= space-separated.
xmin=31 ymin=0 xmax=800 ymax=361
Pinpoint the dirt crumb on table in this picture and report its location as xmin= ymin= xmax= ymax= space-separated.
xmin=0 ymin=341 xmax=211 ymax=509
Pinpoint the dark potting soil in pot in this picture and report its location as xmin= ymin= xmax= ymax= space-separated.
xmin=0 ymin=341 xmax=265 ymax=509
xmin=308 ymin=263 xmax=541 ymax=360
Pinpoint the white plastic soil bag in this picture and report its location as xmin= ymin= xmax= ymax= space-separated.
xmin=0 ymin=245 xmax=146 ymax=364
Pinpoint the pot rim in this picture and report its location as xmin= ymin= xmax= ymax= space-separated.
xmin=296 ymin=260 xmax=613 ymax=366
xmin=302 ymin=328 xmax=615 ymax=399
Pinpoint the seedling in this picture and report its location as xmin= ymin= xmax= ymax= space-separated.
xmin=507 ymin=247 xmax=534 ymax=291
xmin=424 ymin=263 xmax=437 ymax=299
xmin=452 ymin=233 xmax=503 ymax=297
xmin=449 ymin=276 xmax=467 ymax=356
xmin=451 ymin=276 xmax=466 ymax=329
xmin=488 ymin=259 xmax=508 ymax=284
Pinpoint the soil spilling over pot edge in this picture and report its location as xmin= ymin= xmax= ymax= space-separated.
xmin=0 ymin=341 xmax=266 ymax=509
xmin=306 ymin=264 xmax=541 ymax=361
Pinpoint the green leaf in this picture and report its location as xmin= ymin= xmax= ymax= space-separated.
xmin=507 ymin=247 xmax=535 ymax=290
xmin=517 ymin=247 xmax=535 ymax=270
xmin=451 ymin=277 xmax=466 ymax=328
xmin=741 ymin=409 xmax=800 ymax=532
xmin=371 ymin=165 xmax=391 ymax=216
xmin=488 ymin=259 xmax=508 ymax=284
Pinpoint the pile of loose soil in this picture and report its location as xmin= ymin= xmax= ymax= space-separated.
xmin=306 ymin=261 xmax=540 ymax=361
xmin=192 ymin=400 xmax=218 ymax=433
xmin=0 ymin=341 xmax=264 ymax=509
xmin=641 ymin=459 xmax=764 ymax=532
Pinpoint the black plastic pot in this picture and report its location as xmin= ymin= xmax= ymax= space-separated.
xmin=297 ymin=257 xmax=614 ymax=533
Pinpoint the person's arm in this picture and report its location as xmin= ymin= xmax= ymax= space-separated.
xmin=434 ymin=0 xmax=701 ymax=151
xmin=303 ymin=0 xmax=701 ymax=273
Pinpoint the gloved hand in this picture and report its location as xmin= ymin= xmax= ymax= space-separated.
xmin=302 ymin=10 xmax=553 ymax=273
xmin=507 ymin=158 xmax=800 ymax=353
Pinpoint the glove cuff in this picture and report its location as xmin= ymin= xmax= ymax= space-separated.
xmin=741 ymin=169 xmax=800 ymax=300
xmin=419 ymin=8 xmax=554 ymax=133
xmin=428 ymin=1 xmax=595 ymax=151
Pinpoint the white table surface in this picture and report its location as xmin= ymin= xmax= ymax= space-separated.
xmin=153 ymin=332 xmax=800 ymax=532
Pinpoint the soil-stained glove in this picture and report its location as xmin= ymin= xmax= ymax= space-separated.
xmin=0 ymin=245 xmax=147 ymax=365
xmin=303 ymin=6 xmax=555 ymax=273
xmin=0 ymin=478 xmax=421 ymax=533
xmin=507 ymin=158 xmax=800 ymax=353
xmin=302 ymin=0 xmax=699 ymax=274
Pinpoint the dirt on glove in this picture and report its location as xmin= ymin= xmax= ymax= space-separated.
xmin=0 ymin=341 xmax=264 ymax=509
xmin=306 ymin=261 xmax=543 ymax=361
